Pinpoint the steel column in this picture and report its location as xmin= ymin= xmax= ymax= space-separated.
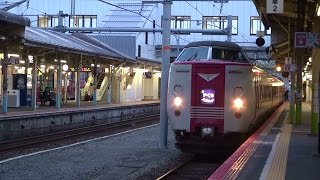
xmin=227 ymin=15 xmax=232 ymax=42
xmin=76 ymin=55 xmax=81 ymax=108
xmin=2 ymin=48 xmax=8 ymax=114
xmin=93 ymin=60 xmax=97 ymax=106
xmin=64 ymin=73 xmax=67 ymax=104
xmin=56 ymin=57 xmax=62 ymax=109
xmin=50 ymin=27 xmax=228 ymax=35
xmin=288 ymin=19 xmax=295 ymax=124
xmin=32 ymin=56 xmax=37 ymax=111
xmin=295 ymin=0 xmax=307 ymax=124
xmin=107 ymin=65 xmax=111 ymax=104
xmin=159 ymin=0 xmax=171 ymax=148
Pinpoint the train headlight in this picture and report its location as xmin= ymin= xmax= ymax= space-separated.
xmin=174 ymin=97 xmax=182 ymax=107
xmin=233 ymin=98 xmax=243 ymax=109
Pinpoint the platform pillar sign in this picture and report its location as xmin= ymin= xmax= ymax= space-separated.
xmin=266 ymin=0 xmax=284 ymax=14
xmin=295 ymin=32 xmax=307 ymax=48
xmin=295 ymin=32 xmax=320 ymax=48
xmin=285 ymin=57 xmax=292 ymax=64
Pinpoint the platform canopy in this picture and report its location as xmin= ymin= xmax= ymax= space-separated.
xmin=24 ymin=27 xmax=135 ymax=63
xmin=252 ymin=0 xmax=319 ymax=62
xmin=0 ymin=10 xmax=135 ymax=66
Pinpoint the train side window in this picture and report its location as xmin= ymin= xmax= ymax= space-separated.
xmin=176 ymin=47 xmax=209 ymax=61
xmin=212 ymin=48 xmax=222 ymax=59
xmin=237 ymin=52 xmax=248 ymax=63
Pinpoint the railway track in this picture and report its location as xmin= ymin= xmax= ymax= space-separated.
xmin=156 ymin=154 xmax=229 ymax=180
xmin=0 ymin=114 xmax=159 ymax=152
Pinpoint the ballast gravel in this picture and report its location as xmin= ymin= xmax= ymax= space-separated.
xmin=0 ymin=124 xmax=192 ymax=180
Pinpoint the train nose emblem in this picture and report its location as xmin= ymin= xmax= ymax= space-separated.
xmin=174 ymin=85 xmax=183 ymax=95
xmin=198 ymin=73 xmax=220 ymax=82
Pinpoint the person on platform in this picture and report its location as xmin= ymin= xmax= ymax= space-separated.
xmin=285 ymin=87 xmax=289 ymax=101
xmin=88 ymin=83 xmax=94 ymax=102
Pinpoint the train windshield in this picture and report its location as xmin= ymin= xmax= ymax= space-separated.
xmin=212 ymin=48 xmax=248 ymax=63
xmin=176 ymin=47 xmax=209 ymax=61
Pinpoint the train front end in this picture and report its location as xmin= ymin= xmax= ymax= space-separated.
xmin=167 ymin=41 xmax=254 ymax=152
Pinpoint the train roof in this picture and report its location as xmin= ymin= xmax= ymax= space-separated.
xmin=185 ymin=41 xmax=242 ymax=50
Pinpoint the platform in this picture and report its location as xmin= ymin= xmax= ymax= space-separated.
xmin=208 ymin=102 xmax=320 ymax=180
xmin=0 ymin=99 xmax=159 ymax=117
xmin=0 ymin=100 xmax=160 ymax=142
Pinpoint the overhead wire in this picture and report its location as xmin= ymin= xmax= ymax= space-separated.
xmin=208 ymin=1 xmax=255 ymax=44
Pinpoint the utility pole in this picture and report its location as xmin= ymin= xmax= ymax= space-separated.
xmin=159 ymin=0 xmax=172 ymax=148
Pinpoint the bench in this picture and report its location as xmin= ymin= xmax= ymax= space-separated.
xmin=39 ymin=97 xmax=56 ymax=106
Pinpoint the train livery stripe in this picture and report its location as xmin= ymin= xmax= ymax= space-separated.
xmin=190 ymin=106 xmax=224 ymax=119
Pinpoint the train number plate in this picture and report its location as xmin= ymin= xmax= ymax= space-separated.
xmin=201 ymin=89 xmax=215 ymax=104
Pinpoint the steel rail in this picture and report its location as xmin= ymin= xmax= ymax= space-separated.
xmin=156 ymin=157 xmax=221 ymax=180
xmin=0 ymin=114 xmax=159 ymax=152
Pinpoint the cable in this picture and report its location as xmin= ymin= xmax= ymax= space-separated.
xmin=208 ymin=1 xmax=254 ymax=43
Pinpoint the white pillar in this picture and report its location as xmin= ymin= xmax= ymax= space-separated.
xmin=32 ymin=56 xmax=37 ymax=111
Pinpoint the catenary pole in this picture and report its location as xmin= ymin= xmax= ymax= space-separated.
xmin=159 ymin=0 xmax=171 ymax=148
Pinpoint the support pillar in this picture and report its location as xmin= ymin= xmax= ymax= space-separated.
xmin=64 ymin=73 xmax=67 ymax=104
xmin=295 ymin=0 xmax=306 ymax=125
xmin=227 ymin=15 xmax=232 ymax=42
xmin=290 ymin=69 xmax=296 ymax=123
xmin=312 ymin=48 xmax=320 ymax=134
xmin=295 ymin=49 xmax=303 ymax=124
xmin=93 ymin=59 xmax=97 ymax=106
xmin=2 ymin=48 xmax=8 ymax=114
xmin=106 ymin=65 xmax=111 ymax=104
xmin=118 ymin=68 xmax=121 ymax=104
xmin=76 ymin=55 xmax=81 ymax=108
xmin=56 ymin=54 xmax=61 ymax=109
xmin=159 ymin=0 xmax=171 ymax=148
xmin=32 ymin=56 xmax=37 ymax=111
xmin=311 ymin=18 xmax=320 ymax=135
xmin=288 ymin=19 xmax=295 ymax=124
xmin=25 ymin=54 xmax=29 ymax=76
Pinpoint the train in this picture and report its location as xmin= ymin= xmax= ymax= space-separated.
xmin=167 ymin=41 xmax=284 ymax=153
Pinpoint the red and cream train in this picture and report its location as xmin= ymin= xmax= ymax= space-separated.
xmin=167 ymin=41 xmax=284 ymax=152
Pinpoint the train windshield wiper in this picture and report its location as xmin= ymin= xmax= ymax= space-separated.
xmin=186 ymin=51 xmax=198 ymax=61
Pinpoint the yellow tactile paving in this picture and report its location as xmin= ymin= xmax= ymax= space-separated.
xmin=266 ymin=122 xmax=292 ymax=180
xmin=222 ymin=105 xmax=285 ymax=180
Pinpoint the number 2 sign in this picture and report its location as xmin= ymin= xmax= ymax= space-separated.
xmin=267 ymin=0 xmax=284 ymax=14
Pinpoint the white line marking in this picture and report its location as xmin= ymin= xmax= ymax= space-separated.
xmin=259 ymin=133 xmax=281 ymax=180
xmin=260 ymin=111 xmax=288 ymax=180
xmin=0 ymin=124 xmax=158 ymax=164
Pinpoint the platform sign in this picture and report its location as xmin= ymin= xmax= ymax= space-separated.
xmin=285 ymin=57 xmax=292 ymax=64
xmin=295 ymin=32 xmax=307 ymax=47
xmin=267 ymin=0 xmax=284 ymax=14
xmin=1 ymin=57 xmax=19 ymax=65
xmin=295 ymin=32 xmax=320 ymax=48
xmin=284 ymin=64 xmax=295 ymax=72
